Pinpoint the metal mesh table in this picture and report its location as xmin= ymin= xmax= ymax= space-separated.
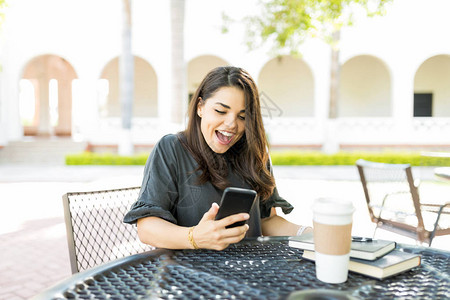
xmin=33 ymin=237 xmax=450 ymax=300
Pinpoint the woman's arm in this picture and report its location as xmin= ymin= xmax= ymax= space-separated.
xmin=137 ymin=217 xmax=193 ymax=249
xmin=137 ymin=203 xmax=250 ymax=250
xmin=261 ymin=207 xmax=312 ymax=236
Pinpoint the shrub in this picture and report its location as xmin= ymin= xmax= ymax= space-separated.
xmin=66 ymin=150 xmax=450 ymax=166
xmin=269 ymin=151 xmax=450 ymax=166
xmin=65 ymin=152 xmax=149 ymax=165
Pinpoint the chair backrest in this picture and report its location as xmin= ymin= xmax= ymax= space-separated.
xmin=355 ymin=159 xmax=427 ymax=242
xmin=63 ymin=186 xmax=152 ymax=273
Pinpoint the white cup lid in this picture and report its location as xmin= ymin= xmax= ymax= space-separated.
xmin=312 ymin=197 xmax=354 ymax=216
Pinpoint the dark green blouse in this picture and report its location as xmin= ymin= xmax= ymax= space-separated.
xmin=123 ymin=134 xmax=294 ymax=237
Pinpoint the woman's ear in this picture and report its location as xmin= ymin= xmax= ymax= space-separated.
xmin=197 ymin=97 xmax=204 ymax=118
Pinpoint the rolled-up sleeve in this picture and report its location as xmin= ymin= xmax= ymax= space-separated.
xmin=259 ymin=186 xmax=294 ymax=219
xmin=123 ymin=135 xmax=179 ymax=225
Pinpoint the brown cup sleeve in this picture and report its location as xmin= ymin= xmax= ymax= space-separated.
xmin=313 ymin=221 xmax=352 ymax=255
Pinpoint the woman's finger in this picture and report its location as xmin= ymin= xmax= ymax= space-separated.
xmin=216 ymin=213 xmax=249 ymax=228
xmin=215 ymin=229 xmax=248 ymax=248
xmin=220 ymin=224 xmax=249 ymax=238
xmin=199 ymin=203 xmax=220 ymax=223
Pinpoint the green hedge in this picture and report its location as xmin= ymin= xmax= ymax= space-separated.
xmin=65 ymin=152 xmax=149 ymax=165
xmin=270 ymin=151 xmax=450 ymax=166
xmin=66 ymin=151 xmax=450 ymax=166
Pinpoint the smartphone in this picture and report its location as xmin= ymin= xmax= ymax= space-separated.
xmin=215 ymin=187 xmax=257 ymax=228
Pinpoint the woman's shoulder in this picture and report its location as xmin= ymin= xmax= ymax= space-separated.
xmin=158 ymin=133 xmax=179 ymax=145
xmin=155 ymin=133 xmax=186 ymax=154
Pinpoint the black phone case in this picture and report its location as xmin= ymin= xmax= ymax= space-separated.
xmin=215 ymin=187 xmax=257 ymax=228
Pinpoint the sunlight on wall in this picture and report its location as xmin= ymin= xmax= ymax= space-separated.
xmin=49 ymin=79 xmax=58 ymax=127
xmin=97 ymin=79 xmax=110 ymax=117
xmin=19 ymin=79 xmax=35 ymax=126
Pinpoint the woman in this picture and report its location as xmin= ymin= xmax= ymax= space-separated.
xmin=124 ymin=66 xmax=311 ymax=250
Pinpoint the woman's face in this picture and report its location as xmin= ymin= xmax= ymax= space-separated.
xmin=197 ymin=86 xmax=246 ymax=154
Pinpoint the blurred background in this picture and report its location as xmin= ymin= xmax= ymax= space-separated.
xmin=0 ymin=0 xmax=449 ymax=156
xmin=0 ymin=0 xmax=449 ymax=299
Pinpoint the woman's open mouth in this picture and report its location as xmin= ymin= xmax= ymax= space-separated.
xmin=215 ymin=130 xmax=234 ymax=145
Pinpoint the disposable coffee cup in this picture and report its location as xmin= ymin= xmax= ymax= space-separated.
xmin=312 ymin=197 xmax=354 ymax=284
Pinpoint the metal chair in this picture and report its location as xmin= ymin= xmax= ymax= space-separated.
xmin=356 ymin=159 xmax=450 ymax=246
xmin=62 ymin=186 xmax=152 ymax=273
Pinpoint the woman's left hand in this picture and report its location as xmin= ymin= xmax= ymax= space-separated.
xmin=192 ymin=203 xmax=249 ymax=250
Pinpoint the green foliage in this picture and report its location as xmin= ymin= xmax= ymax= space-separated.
xmin=65 ymin=150 xmax=450 ymax=166
xmin=65 ymin=152 xmax=149 ymax=165
xmin=270 ymin=151 xmax=450 ymax=166
xmin=0 ymin=0 xmax=7 ymax=23
xmin=243 ymin=0 xmax=393 ymax=54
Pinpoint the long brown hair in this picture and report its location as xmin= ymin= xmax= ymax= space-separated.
xmin=180 ymin=66 xmax=275 ymax=200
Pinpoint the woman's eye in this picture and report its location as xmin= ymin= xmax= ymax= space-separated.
xmin=238 ymin=115 xmax=245 ymax=121
xmin=215 ymin=109 xmax=225 ymax=114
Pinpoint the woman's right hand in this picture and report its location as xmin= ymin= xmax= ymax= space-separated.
xmin=192 ymin=203 xmax=249 ymax=250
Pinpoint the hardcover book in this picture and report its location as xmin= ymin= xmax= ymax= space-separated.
xmin=302 ymin=249 xmax=421 ymax=280
xmin=289 ymin=233 xmax=396 ymax=260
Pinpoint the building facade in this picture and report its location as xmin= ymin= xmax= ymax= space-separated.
xmin=1 ymin=0 xmax=449 ymax=151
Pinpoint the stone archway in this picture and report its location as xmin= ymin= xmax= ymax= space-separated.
xmin=339 ymin=55 xmax=391 ymax=117
xmin=100 ymin=56 xmax=158 ymax=117
xmin=22 ymin=54 xmax=77 ymax=136
xmin=414 ymin=54 xmax=450 ymax=117
xmin=187 ymin=55 xmax=229 ymax=102
xmin=258 ymin=55 xmax=314 ymax=117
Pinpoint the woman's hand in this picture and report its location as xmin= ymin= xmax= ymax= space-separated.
xmin=193 ymin=203 xmax=249 ymax=250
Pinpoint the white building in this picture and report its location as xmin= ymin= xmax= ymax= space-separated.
xmin=1 ymin=0 xmax=449 ymax=152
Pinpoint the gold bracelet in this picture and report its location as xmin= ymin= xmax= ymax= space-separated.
xmin=188 ymin=226 xmax=199 ymax=249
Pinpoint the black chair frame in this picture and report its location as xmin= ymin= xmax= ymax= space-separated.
xmin=62 ymin=186 xmax=151 ymax=273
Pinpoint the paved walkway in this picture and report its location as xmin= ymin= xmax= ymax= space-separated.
xmin=0 ymin=164 xmax=448 ymax=299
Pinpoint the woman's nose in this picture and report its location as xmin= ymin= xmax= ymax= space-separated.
xmin=224 ymin=114 xmax=238 ymax=129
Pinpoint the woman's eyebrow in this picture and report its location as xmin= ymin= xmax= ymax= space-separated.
xmin=215 ymin=102 xmax=245 ymax=113
xmin=215 ymin=102 xmax=230 ymax=109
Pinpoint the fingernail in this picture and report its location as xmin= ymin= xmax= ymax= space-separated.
xmin=244 ymin=213 xmax=250 ymax=219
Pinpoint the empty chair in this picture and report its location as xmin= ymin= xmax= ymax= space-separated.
xmin=356 ymin=159 xmax=450 ymax=246
xmin=62 ymin=186 xmax=152 ymax=273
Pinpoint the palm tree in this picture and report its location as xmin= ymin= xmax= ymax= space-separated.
xmin=118 ymin=0 xmax=134 ymax=155
xmin=170 ymin=0 xmax=187 ymax=124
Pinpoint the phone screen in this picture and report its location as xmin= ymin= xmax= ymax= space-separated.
xmin=215 ymin=187 xmax=257 ymax=228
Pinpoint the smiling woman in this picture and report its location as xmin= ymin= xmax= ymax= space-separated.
xmin=123 ymin=66 xmax=311 ymax=250
xmin=197 ymin=86 xmax=246 ymax=153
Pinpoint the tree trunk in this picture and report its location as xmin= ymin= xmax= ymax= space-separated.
xmin=119 ymin=0 xmax=134 ymax=155
xmin=322 ymin=30 xmax=341 ymax=153
xmin=328 ymin=30 xmax=340 ymax=119
xmin=170 ymin=0 xmax=186 ymax=124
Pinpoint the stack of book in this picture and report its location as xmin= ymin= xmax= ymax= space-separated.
xmin=289 ymin=233 xmax=421 ymax=280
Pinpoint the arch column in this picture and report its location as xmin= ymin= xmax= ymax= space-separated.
xmin=392 ymin=69 xmax=414 ymax=121
xmin=0 ymin=70 xmax=23 ymax=143
xmin=71 ymin=78 xmax=100 ymax=141
xmin=56 ymin=71 xmax=74 ymax=136
xmin=1 ymin=66 xmax=22 ymax=141
xmin=390 ymin=66 xmax=415 ymax=143
xmin=36 ymin=75 xmax=50 ymax=135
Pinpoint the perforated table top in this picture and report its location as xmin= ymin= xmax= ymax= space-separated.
xmin=33 ymin=237 xmax=450 ymax=300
